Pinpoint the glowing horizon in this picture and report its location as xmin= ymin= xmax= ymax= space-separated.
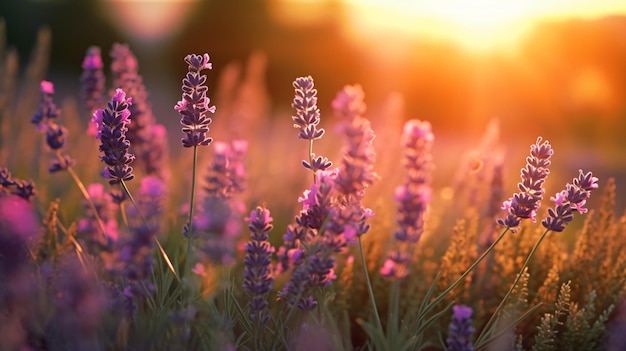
xmin=276 ymin=0 xmax=626 ymax=52
xmin=343 ymin=0 xmax=626 ymax=52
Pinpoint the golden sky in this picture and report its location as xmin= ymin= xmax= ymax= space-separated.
xmin=276 ymin=0 xmax=626 ymax=52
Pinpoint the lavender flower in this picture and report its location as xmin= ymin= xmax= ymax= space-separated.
xmin=292 ymin=76 xmax=331 ymax=172
xmin=380 ymin=119 xmax=434 ymax=279
xmin=192 ymin=140 xmax=248 ymax=262
xmin=32 ymin=80 xmax=76 ymax=173
xmin=0 ymin=193 xmax=40 ymax=273
xmin=127 ymin=175 xmax=167 ymax=230
xmin=332 ymin=84 xmax=377 ymax=196
xmin=446 ymin=305 xmax=476 ymax=351
xmin=110 ymin=43 xmax=169 ymax=179
xmin=0 ymin=167 xmax=37 ymax=202
xmin=92 ymin=88 xmax=135 ymax=185
xmin=31 ymin=80 xmax=59 ymax=125
xmin=325 ymin=84 xmax=377 ymax=249
xmin=542 ymin=170 xmax=598 ymax=232
xmin=139 ymin=124 xmax=170 ymax=180
xmin=175 ymin=53 xmax=215 ymax=148
xmin=110 ymin=43 xmax=139 ymax=89
xmin=292 ymin=76 xmax=324 ymax=141
xmin=243 ymin=206 xmax=275 ymax=324
xmin=110 ymin=43 xmax=155 ymax=144
xmin=204 ymin=140 xmax=248 ymax=198
xmin=498 ymin=137 xmax=553 ymax=231
xmin=77 ymin=183 xmax=120 ymax=247
xmin=81 ymin=46 xmax=105 ymax=114
xmin=278 ymin=258 xmax=317 ymax=311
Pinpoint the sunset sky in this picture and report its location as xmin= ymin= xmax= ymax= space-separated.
xmin=98 ymin=0 xmax=626 ymax=55
xmin=271 ymin=0 xmax=626 ymax=51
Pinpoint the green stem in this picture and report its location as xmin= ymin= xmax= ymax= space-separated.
xmin=388 ymin=280 xmax=400 ymax=346
xmin=59 ymin=151 xmax=107 ymax=239
xmin=418 ymin=227 xmax=510 ymax=321
xmin=309 ymin=139 xmax=316 ymax=183
xmin=475 ymin=228 xmax=551 ymax=348
xmin=120 ymin=179 xmax=179 ymax=282
xmin=358 ymin=236 xmax=384 ymax=340
xmin=184 ymin=145 xmax=199 ymax=278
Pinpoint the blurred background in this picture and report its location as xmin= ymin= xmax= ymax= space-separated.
xmin=2 ymin=0 xmax=626 ymax=209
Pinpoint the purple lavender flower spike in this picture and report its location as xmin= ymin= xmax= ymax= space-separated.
xmin=292 ymin=76 xmax=325 ymax=141
xmin=204 ymin=140 xmax=248 ymax=198
xmin=278 ymin=260 xmax=318 ymax=311
xmin=292 ymin=76 xmax=331 ymax=172
xmin=110 ymin=43 xmax=169 ymax=180
xmin=243 ymin=206 xmax=275 ymax=324
xmin=32 ymin=80 xmax=59 ymax=125
xmin=176 ymin=53 xmax=215 ymax=148
xmin=380 ymin=119 xmax=434 ymax=279
xmin=191 ymin=140 xmax=248 ymax=262
xmin=542 ymin=170 xmax=598 ymax=232
xmin=446 ymin=305 xmax=476 ymax=351
xmin=332 ymin=84 xmax=377 ymax=197
xmin=93 ymin=88 xmax=136 ymax=185
xmin=498 ymin=137 xmax=553 ymax=231
xmin=0 ymin=168 xmax=38 ymax=202
xmin=332 ymin=84 xmax=367 ymax=119
xmin=78 ymin=183 xmax=119 ymax=246
xmin=31 ymin=81 xmax=76 ymax=173
xmin=81 ymin=46 xmax=105 ymax=114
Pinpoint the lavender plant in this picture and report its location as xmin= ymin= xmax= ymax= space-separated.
xmin=175 ymin=53 xmax=215 ymax=280
xmin=2 ymin=34 xmax=623 ymax=351
xmin=447 ymin=305 xmax=476 ymax=351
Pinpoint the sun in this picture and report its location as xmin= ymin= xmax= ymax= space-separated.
xmin=341 ymin=0 xmax=544 ymax=52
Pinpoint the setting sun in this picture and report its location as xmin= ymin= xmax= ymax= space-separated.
xmin=275 ymin=0 xmax=626 ymax=52
xmin=343 ymin=0 xmax=538 ymax=52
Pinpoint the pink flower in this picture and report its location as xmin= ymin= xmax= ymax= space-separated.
xmin=139 ymin=176 xmax=166 ymax=198
xmin=191 ymin=263 xmax=206 ymax=277
xmin=174 ymin=99 xmax=188 ymax=112
xmin=40 ymin=80 xmax=54 ymax=95
xmin=298 ymin=187 xmax=317 ymax=211
xmin=331 ymin=84 xmax=366 ymax=119
xmin=81 ymin=52 xmax=103 ymax=70
xmin=550 ymin=190 xmax=568 ymax=206
xmin=403 ymin=119 xmax=434 ymax=143
xmin=91 ymin=109 xmax=104 ymax=139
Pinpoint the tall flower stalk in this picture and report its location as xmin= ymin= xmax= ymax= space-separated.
xmin=243 ymin=206 xmax=275 ymax=346
xmin=93 ymin=88 xmax=176 ymax=278
xmin=175 ymin=53 xmax=215 ymax=277
xmin=411 ymin=137 xmax=553 ymax=348
xmin=291 ymin=76 xmax=331 ymax=182
xmin=475 ymin=169 xmax=599 ymax=348
xmin=446 ymin=305 xmax=476 ymax=351
xmin=330 ymin=84 xmax=382 ymax=337
xmin=32 ymin=80 xmax=107 ymax=238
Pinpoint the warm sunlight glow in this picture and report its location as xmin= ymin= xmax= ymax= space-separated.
xmin=343 ymin=0 xmax=536 ymax=52
xmin=100 ymin=0 xmax=198 ymax=44
xmin=344 ymin=0 xmax=626 ymax=52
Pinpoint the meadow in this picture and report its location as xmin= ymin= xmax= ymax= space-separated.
xmin=1 ymin=24 xmax=625 ymax=351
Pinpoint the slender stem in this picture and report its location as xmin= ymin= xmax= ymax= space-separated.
xmin=120 ymin=179 xmax=179 ymax=282
xmin=59 ymin=151 xmax=107 ymax=239
xmin=475 ymin=228 xmax=551 ymax=347
xmin=388 ymin=280 xmax=400 ymax=346
xmin=184 ymin=145 xmax=199 ymax=278
xmin=358 ymin=236 xmax=384 ymax=339
xmin=309 ymin=139 xmax=316 ymax=183
xmin=419 ymin=227 xmax=510 ymax=320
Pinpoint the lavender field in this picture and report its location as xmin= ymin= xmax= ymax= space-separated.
xmin=1 ymin=7 xmax=626 ymax=350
